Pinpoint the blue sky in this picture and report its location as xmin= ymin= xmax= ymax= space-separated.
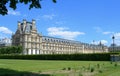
xmin=1 ymin=0 xmax=120 ymax=46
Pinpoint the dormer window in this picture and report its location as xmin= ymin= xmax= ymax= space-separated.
xmin=30 ymin=25 xmax=32 ymax=30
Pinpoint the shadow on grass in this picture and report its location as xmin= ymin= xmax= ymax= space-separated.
xmin=0 ymin=68 xmax=51 ymax=76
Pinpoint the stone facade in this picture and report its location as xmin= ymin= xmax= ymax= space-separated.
xmin=12 ymin=19 xmax=108 ymax=55
xmin=0 ymin=38 xmax=11 ymax=47
xmin=109 ymin=44 xmax=120 ymax=52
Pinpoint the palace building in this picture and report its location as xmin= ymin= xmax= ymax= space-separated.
xmin=12 ymin=19 xmax=108 ymax=55
xmin=108 ymin=43 xmax=120 ymax=52
xmin=0 ymin=38 xmax=11 ymax=47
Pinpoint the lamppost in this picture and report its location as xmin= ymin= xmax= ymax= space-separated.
xmin=93 ymin=40 xmax=95 ymax=53
xmin=112 ymin=35 xmax=115 ymax=52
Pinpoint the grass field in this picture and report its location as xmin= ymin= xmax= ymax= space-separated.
xmin=0 ymin=59 xmax=120 ymax=76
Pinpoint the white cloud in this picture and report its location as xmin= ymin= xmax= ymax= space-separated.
xmin=8 ymin=10 xmax=21 ymax=16
xmin=100 ymin=40 xmax=108 ymax=44
xmin=0 ymin=26 xmax=12 ymax=34
xmin=92 ymin=40 xmax=108 ymax=45
xmin=113 ymin=33 xmax=120 ymax=45
xmin=101 ymin=32 xmax=120 ymax=46
xmin=42 ymin=14 xmax=55 ymax=20
xmin=47 ymin=27 xmax=85 ymax=40
xmin=114 ymin=33 xmax=120 ymax=39
xmin=103 ymin=31 xmax=114 ymax=35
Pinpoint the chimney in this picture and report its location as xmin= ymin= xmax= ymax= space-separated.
xmin=18 ymin=21 xmax=21 ymax=30
xmin=32 ymin=19 xmax=36 ymax=30
xmin=23 ymin=19 xmax=26 ymax=31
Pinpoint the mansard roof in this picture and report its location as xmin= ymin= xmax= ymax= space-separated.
xmin=17 ymin=19 xmax=37 ymax=34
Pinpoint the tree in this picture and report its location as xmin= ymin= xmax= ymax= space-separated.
xmin=0 ymin=0 xmax=57 ymax=15
xmin=0 ymin=46 xmax=23 ymax=54
xmin=16 ymin=45 xmax=23 ymax=54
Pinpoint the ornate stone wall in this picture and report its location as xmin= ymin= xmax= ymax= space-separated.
xmin=12 ymin=19 xmax=108 ymax=55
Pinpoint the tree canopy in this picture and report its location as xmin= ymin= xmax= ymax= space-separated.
xmin=0 ymin=0 xmax=56 ymax=15
xmin=0 ymin=46 xmax=23 ymax=54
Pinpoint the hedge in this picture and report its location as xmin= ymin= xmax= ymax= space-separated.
xmin=0 ymin=53 xmax=111 ymax=61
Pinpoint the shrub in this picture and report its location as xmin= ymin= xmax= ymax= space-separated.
xmin=38 ymin=70 xmax=41 ymax=73
xmin=68 ymin=67 xmax=71 ymax=71
xmin=114 ymin=63 xmax=118 ymax=67
xmin=90 ymin=67 xmax=94 ymax=72
xmin=97 ymin=64 xmax=100 ymax=68
xmin=98 ymin=70 xmax=103 ymax=73
xmin=62 ymin=68 xmax=66 ymax=70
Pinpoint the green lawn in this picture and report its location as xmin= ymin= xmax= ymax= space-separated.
xmin=0 ymin=59 xmax=120 ymax=76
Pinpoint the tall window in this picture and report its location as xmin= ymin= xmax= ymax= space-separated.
xmin=30 ymin=25 xmax=32 ymax=30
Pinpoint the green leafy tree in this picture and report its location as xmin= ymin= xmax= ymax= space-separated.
xmin=0 ymin=48 xmax=2 ymax=54
xmin=6 ymin=46 xmax=11 ymax=54
xmin=0 ymin=47 xmax=6 ymax=54
xmin=0 ymin=46 xmax=23 ymax=54
xmin=11 ymin=46 xmax=17 ymax=54
xmin=0 ymin=0 xmax=57 ymax=15
xmin=16 ymin=45 xmax=23 ymax=54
